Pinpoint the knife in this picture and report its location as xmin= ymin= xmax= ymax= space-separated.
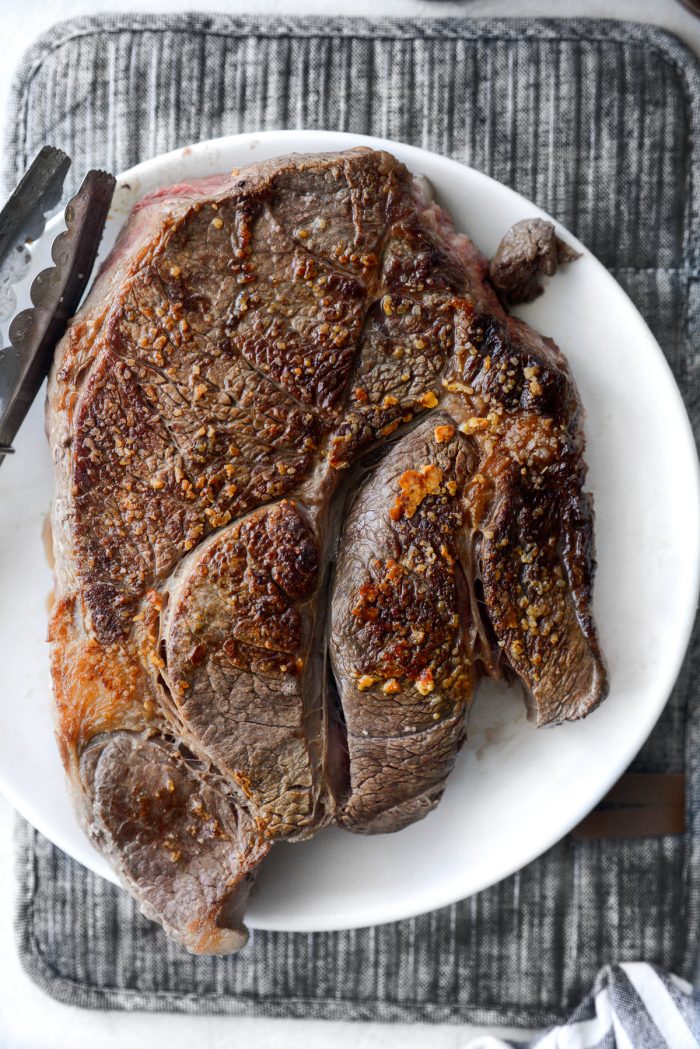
xmin=0 ymin=151 xmax=116 ymax=463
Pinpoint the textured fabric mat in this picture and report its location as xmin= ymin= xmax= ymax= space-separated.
xmin=7 ymin=14 xmax=700 ymax=1024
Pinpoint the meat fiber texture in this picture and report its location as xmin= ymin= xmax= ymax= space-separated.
xmin=47 ymin=148 xmax=607 ymax=953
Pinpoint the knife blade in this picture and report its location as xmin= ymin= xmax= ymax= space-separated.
xmin=0 ymin=167 xmax=116 ymax=464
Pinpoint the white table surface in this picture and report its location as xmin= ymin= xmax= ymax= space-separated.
xmin=1 ymin=2 xmax=698 ymax=1047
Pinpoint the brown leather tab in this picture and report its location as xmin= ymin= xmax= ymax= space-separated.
xmin=602 ymin=772 xmax=684 ymax=808
xmin=571 ymin=773 xmax=686 ymax=840
xmin=572 ymin=804 xmax=685 ymax=841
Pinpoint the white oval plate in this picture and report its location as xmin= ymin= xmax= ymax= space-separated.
xmin=1 ymin=130 xmax=698 ymax=933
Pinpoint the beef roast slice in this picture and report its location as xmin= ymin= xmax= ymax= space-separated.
xmin=162 ymin=500 xmax=327 ymax=839
xmin=82 ymin=733 xmax=268 ymax=954
xmin=48 ymin=147 xmax=607 ymax=952
xmin=330 ymin=415 xmax=479 ymax=831
xmin=442 ymin=312 xmax=607 ymax=724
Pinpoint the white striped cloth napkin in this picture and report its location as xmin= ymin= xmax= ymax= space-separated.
xmin=471 ymin=965 xmax=700 ymax=1048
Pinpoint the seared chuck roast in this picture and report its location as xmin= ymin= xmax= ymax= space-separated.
xmin=47 ymin=148 xmax=607 ymax=954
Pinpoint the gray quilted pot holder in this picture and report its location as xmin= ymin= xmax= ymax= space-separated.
xmin=5 ymin=15 xmax=700 ymax=1024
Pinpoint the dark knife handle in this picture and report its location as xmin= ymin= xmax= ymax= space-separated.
xmin=0 ymin=169 xmax=116 ymax=459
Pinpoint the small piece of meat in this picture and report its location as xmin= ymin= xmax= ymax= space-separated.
xmin=489 ymin=218 xmax=580 ymax=305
